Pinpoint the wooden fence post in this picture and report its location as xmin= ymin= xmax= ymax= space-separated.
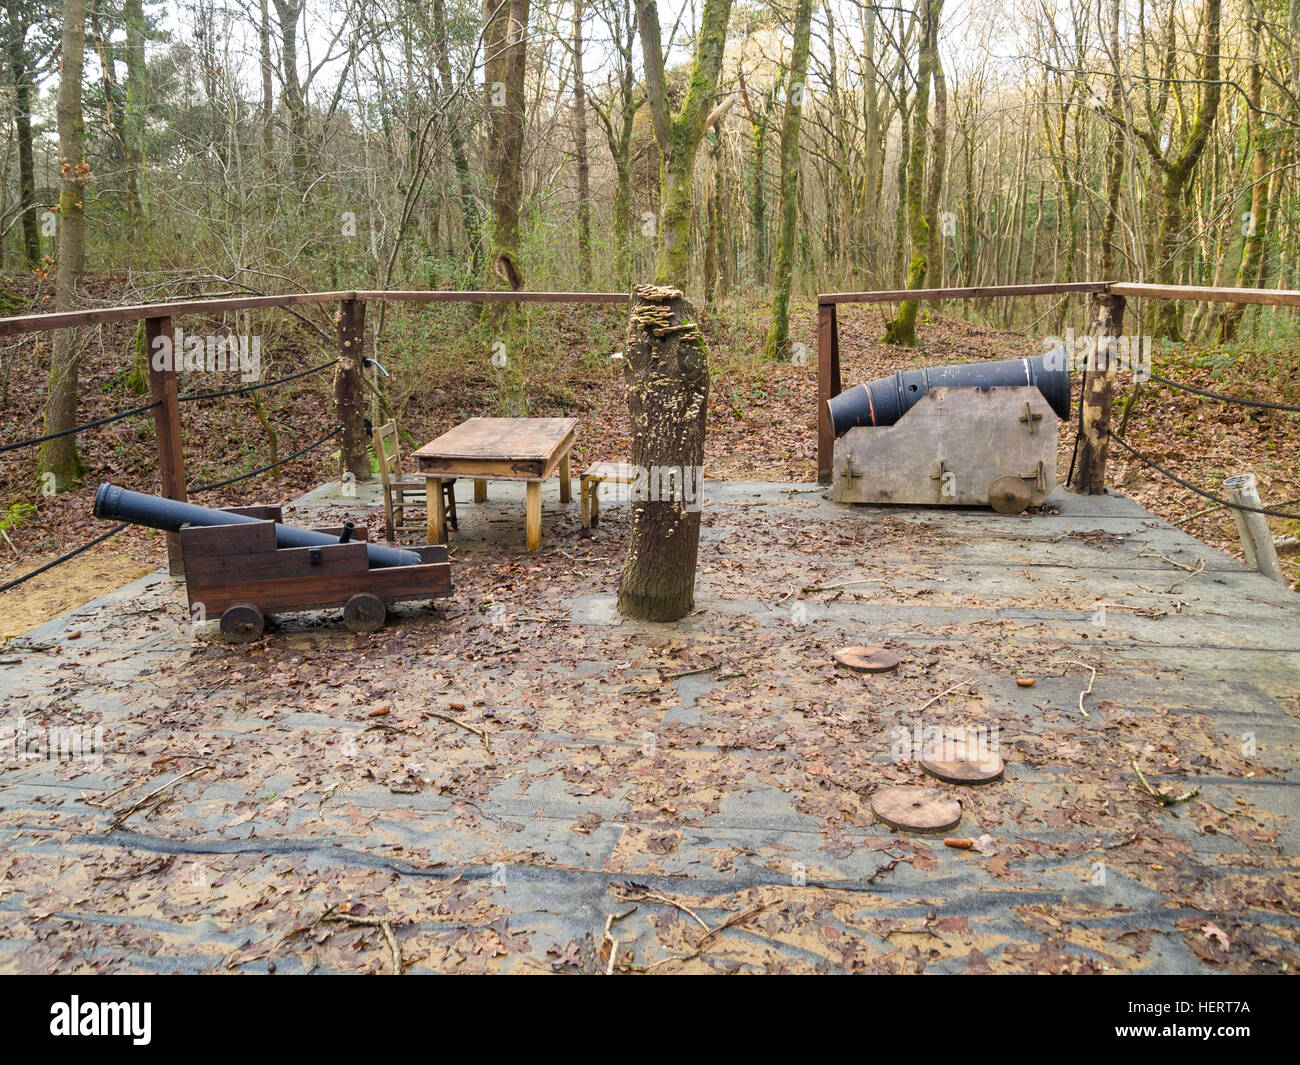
xmin=1223 ymin=473 xmax=1286 ymax=585
xmin=336 ymin=296 xmax=371 ymax=483
xmin=145 ymin=315 xmax=187 ymax=576
xmin=817 ymin=301 xmax=842 ymax=484
xmin=1074 ymin=292 xmax=1126 ymax=494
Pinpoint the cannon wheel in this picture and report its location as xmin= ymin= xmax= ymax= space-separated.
xmin=344 ymin=593 xmax=386 ymax=634
xmin=219 ymin=603 xmax=265 ymax=643
xmin=989 ymin=476 xmax=1032 ymax=515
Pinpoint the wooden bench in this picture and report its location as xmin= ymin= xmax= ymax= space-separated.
xmin=580 ymin=461 xmax=636 ymax=535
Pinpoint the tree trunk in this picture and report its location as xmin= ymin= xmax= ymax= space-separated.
xmin=39 ymin=0 xmax=88 ymax=490
xmin=433 ymin=0 xmax=483 ymax=273
xmin=483 ymin=0 xmax=530 ymax=292
xmin=762 ymin=0 xmax=813 ymax=360
xmin=923 ymin=23 xmax=947 ymax=305
xmin=5 ymin=0 xmax=38 ymax=267
xmin=617 ymin=285 xmax=709 ymax=621
xmin=572 ymin=0 xmax=592 ymax=284
xmin=636 ymin=0 xmax=733 ymax=285
xmin=883 ymin=0 xmax=944 ymax=346
xmin=1099 ymin=0 xmax=1124 ymax=278
xmin=272 ymin=0 xmax=310 ymax=187
xmin=1143 ymin=0 xmax=1222 ymax=340
xmin=1073 ymin=294 xmax=1126 ymax=494
xmin=122 ymin=0 xmax=146 ymax=229
xmin=1216 ymin=0 xmax=1265 ymax=342
xmin=259 ymin=0 xmax=275 ymax=160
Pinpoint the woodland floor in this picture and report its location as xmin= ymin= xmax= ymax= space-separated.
xmin=0 ymin=282 xmax=1297 ymax=973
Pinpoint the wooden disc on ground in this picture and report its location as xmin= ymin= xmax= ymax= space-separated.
xmin=871 ymin=786 xmax=962 ymax=833
xmin=989 ymin=475 xmax=1032 ymax=514
xmin=219 ymin=603 xmax=264 ymax=643
xmin=922 ymin=749 xmax=1005 ymax=784
xmin=344 ymin=593 xmax=387 ymax=634
xmin=833 ymin=646 xmax=901 ymax=673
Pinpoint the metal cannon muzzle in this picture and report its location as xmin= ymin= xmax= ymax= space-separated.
xmin=826 ymin=353 xmax=1071 ymax=436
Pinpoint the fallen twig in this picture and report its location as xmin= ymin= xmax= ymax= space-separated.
xmin=1131 ymin=756 xmax=1200 ymax=807
xmin=110 ymin=765 xmax=211 ymax=828
xmin=284 ymin=904 xmax=404 ymax=974
xmin=1060 ymin=660 xmax=1096 ymax=718
xmin=428 ymin=712 xmax=491 ymax=752
xmin=916 ymin=683 xmax=965 ymax=714
xmin=613 ymin=885 xmax=709 ymax=930
xmin=800 ymin=579 xmax=879 ymax=593
xmin=1167 ymin=558 xmax=1205 ymax=593
xmin=659 ymin=664 xmax=719 ymax=681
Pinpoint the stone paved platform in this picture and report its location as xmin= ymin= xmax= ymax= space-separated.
xmin=0 ymin=482 xmax=1296 ymax=973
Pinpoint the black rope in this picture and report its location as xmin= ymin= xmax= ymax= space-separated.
xmin=1146 ymin=372 xmax=1300 ymax=412
xmin=0 ymin=401 xmax=161 ymax=454
xmin=191 ymin=426 xmax=340 ymax=493
xmin=0 ymin=523 xmax=129 ymax=594
xmin=178 ymin=358 xmax=338 ymax=403
xmin=1108 ymin=429 xmax=1300 ymax=520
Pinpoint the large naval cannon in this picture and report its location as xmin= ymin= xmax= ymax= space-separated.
xmin=94 ymin=483 xmax=451 ymax=640
xmin=825 ymin=355 xmax=1067 ymax=514
xmin=826 ymin=353 xmax=1070 ymax=436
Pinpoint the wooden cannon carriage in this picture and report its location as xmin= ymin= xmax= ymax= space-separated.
xmin=180 ymin=505 xmax=453 ymax=642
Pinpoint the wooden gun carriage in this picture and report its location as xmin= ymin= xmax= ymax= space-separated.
xmin=180 ymin=504 xmax=452 ymax=641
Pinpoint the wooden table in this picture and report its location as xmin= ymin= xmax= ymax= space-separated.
xmin=412 ymin=417 xmax=577 ymax=551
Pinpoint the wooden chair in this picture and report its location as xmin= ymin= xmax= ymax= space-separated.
xmin=372 ymin=421 xmax=457 ymax=542
xmin=580 ymin=461 xmax=636 ymax=535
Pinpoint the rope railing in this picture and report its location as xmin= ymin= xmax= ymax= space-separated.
xmin=1107 ymin=429 xmax=1300 ymax=521
xmin=1144 ymin=372 xmax=1300 ymax=413
xmin=178 ymin=358 xmax=338 ymax=403
xmin=0 ymin=400 xmax=162 ymax=454
xmin=190 ymin=426 xmax=340 ymax=494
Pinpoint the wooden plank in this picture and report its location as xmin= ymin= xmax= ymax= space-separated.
xmin=186 ymin=560 xmax=452 ymax=615
xmin=817 ymin=282 xmax=1109 ymax=304
xmin=1107 ymin=282 xmax=1300 ymax=307
xmin=831 ymin=387 xmax=1058 ymax=507
xmin=0 ymin=291 xmax=357 ymax=337
xmin=226 ymin=505 xmax=283 ymax=522
xmin=0 ymin=290 xmax=627 ymax=337
xmin=180 ymin=521 xmax=277 ymax=556
xmin=183 ymin=541 xmax=370 ymax=585
xmin=354 ymin=290 xmax=628 ymax=304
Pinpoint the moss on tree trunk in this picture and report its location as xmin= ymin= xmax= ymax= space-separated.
xmin=617 ymin=285 xmax=709 ymax=622
xmin=762 ymin=0 xmax=813 ymax=361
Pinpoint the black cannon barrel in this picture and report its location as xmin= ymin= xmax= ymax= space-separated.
xmin=826 ymin=353 xmax=1070 ymax=436
xmin=94 ymin=483 xmax=423 ymax=569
